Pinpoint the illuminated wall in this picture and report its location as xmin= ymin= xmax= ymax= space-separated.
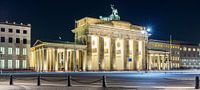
xmin=72 ymin=17 xmax=149 ymax=71
xmin=30 ymin=40 xmax=87 ymax=72
xmin=102 ymin=37 xmax=111 ymax=70
xmin=114 ymin=39 xmax=125 ymax=70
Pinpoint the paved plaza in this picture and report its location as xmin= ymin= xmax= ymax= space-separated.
xmin=0 ymin=70 xmax=199 ymax=90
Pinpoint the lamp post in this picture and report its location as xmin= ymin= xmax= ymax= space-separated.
xmin=169 ymin=34 xmax=172 ymax=70
xmin=73 ymin=20 xmax=77 ymax=72
xmin=143 ymin=27 xmax=151 ymax=73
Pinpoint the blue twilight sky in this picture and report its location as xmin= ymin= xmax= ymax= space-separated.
xmin=0 ymin=0 xmax=200 ymax=45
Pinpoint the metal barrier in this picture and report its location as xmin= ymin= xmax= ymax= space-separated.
xmin=7 ymin=74 xmax=107 ymax=87
xmin=68 ymin=75 xmax=71 ymax=86
xmin=195 ymin=76 xmax=199 ymax=89
xmin=102 ymin=76 xmax=106 ymax=87
xmin=6 ymin=74 xmax=199 ymax=89
xmin=37 ymin=75 xmax=41 ymax=86
xmin=9 ymin=75 xmax=13 ymax=85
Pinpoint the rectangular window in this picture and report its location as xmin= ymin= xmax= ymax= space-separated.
xmin=22 ymin=60 xmax=26 ymax=68
xmin=23 ymin=30 xmax=27 ymax=34
xmin=8 ymin=37 xmax=13 ymax=43
xmin=16 ymin=38 xmax=20 ymax=43
xmin=8 ymin=29 xmax=13 ymax=33
xmin=23 ymin=48 xmax=26 ymax=55
xmin=0 ymin=60 xmax=4 ymax=69
xmin=23 ymin=39 xmax=27 ymax=44
xmin=16 ymin=29 xmax=20 ymax=33
xmin=8 ymin=60 xmax=12 ymax=69
xmin=0 ymin=47 xmax=5 ymax=54
xmin=16 ymin=48 xmax=20 ymax=55
xmin=16 ymin=60 xmax=20 ymax=69
xmin=0 ymin=37 xmax=5 ymax=42
xmin=8 ymin=47 xmax=12 ymax=55
xmin=1 ymin=28 xmax=5 ymax=32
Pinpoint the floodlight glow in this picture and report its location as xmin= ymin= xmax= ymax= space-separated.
xmin=141 ymin=30 xmax=146 ymax=34
xmin=147 ymin=27 xmax=151 ymax=32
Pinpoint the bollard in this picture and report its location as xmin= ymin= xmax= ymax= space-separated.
xmin=9 ymin=74 xmax=13 ymax=85
xmin=195 ymin=76 xmax=199 ymax=89
xmin=102 ymin=75 xmax=106 ymax=87
xmin=37 ymin=74 xmax=41 ymax=86
xmin=68 ymin=75 xmax=71 ymax=86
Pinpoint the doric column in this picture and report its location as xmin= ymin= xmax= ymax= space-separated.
xmin=83 ymin=50 xmax=87 ymax=71
xmin=110 ymin=37 xmax=115 ymax=70
xmin=39 ymin=48 xmax=42 ymax=72
xmin=64 ymin=49 xmax=68 ymax=71
xmin=114 ymin=38 xmax=125 ymax=70
xmin=43 ymin=48 xmax=47 ymax=72
xmin=36 ymin=49 xmax=39 ymax=71
xmin=54 ymin=49 xmax=58 ymax=71
xmin=124 ymin=39 xmax=129 ymax=70
xmin=41 ymin=48 xmax=44 ymax=72
xmin=137 ymin=40 xmax=144 ymax=70
xmin=161 ymin=55 xmax=165 ymax=70
xmin=157 ymin=54 xmax=160 ymax=70
xmin=133 ymin=40 xmax=138 ymax=70
xmin=99 ymin=36 xmax=104 ymax=70
xmin=148 ymin=54 xmax=152 ymax=70
xmin=102 ymin=37 xmax=111 ymax=70
xmin=127 ymin=39 xmax=134 ymax=70
xmin=86 ymin=35 xmax=92 ymax=70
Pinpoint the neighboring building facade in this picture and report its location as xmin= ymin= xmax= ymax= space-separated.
xmin=148 ymin=39 xmax=180 ymax=70
xmin=0 ymin=21 xmax=31 ymax=69
xmin=179 ymin=43 xmax=200 ymax=69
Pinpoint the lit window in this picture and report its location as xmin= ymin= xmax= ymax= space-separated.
xmin=197 ymin=49 xmax=200 ymax=51
xmin=8 ymin=60 xmax=12 ymax=69
xmin=16 ymin=48 xmax=20 ymax=55
xmin=22 ymin=60 xmax=26 ymax=68
xmin=0 ymin=47 xmax=5 ymax=54
xmin=0 ymin=60 xmax=4 ymax=69
xmin=183 ymin=47 xmax=187 ymax=51
xmin=188 ymin=48 xmax=191 ymax=51
xmin=8 ymin=47 xmax=12 ymax=54
xmin=23 ymin=48 xmax=27 ymax=55
xmin=16 ymin=60 xmax=20 ymax=69
xmin=180 ymin=48 xmax=182 ymax=50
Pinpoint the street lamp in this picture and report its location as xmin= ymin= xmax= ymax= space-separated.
xmin=73 ymin=20 xmax=77 ymax=72
xmin=147 ymin=27 xmax=151 ymax=32
xmin=143 ymin=27 xmax=152 ymax=73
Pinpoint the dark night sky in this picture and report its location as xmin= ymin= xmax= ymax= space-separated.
xmin=0 ymin=0 xmax=200 ymax=45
